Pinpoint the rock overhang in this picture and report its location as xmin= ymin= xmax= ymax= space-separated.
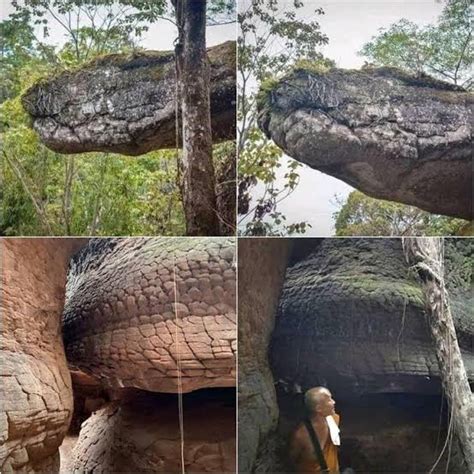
xmin=257 ymin=67 xmax=473 ymax=220
xmin=22 ymin=41 xmax=236 ymax=155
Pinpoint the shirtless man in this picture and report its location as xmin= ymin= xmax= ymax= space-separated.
xmin=289 ymin=387 xmax=340 ymax=473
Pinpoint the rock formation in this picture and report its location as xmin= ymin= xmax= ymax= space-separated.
xmin=258 ymin=68 xmax=473 ymax=219
xmin=63 ymin=238 xmax=236 ymax=393
xmin=0 ymin=238 xmax=85 ymax=473
xmin=238 ymin=239 xmax=290 ymax=473
xmin=0 ymin=237 xmax=236 ymax=473
xmin=22 ymin=41 xmax=236 ymax=155
xmin=70 ymin=389 xmax=235 ymax=473
xmin=272 ymin=239 xmax=473 ymax=394
xmin=239 ymin=238 xmax=473 ymax=472
xmin=63 ymin=237 xmax=236 ymax=472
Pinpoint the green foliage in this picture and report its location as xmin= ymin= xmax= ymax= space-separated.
xmin=334 ymin=191 xmax=468 ymax=237
xmin=292 ymin=57 xmax=333 ymax=75
xmin=360 ymin=0 xmax=472 ymax=88
xmin=1 ymin=91 xmax=185 ymax=236
xmin=207 ymin=0 xmax=236 ymax=25
xmin=238 ymin=0 xmax=329 ymax=236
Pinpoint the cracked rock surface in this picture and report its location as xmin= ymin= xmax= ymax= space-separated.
xmin=0 ymin=239 xmax=85 ymax=473
xmin=70 ymin=390 xmax=235 ymax=473
xmin=272 ymin=238 xmax=474 ymax=395
xmin=269 ymin=238 xmax=473 ymax=473
xmin=63 ymin=238 xmax=236 ymax=393
xmin=238 ymin=239 xmax=290 ymax=473
xmin=22 ymin=41 xmax=236 ymax=155
xmin=258 ymin=68 xmax=473 ymax=219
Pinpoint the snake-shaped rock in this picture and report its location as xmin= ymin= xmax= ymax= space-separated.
xmin=1 ymin=238 xmax=236 ymax=473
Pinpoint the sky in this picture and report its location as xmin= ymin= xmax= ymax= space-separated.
xmin=238 ymin=0 xmax=445 ymax=236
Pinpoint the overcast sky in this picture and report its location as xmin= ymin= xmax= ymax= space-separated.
xmin=239 ymin=0 xmax=444 ymax=236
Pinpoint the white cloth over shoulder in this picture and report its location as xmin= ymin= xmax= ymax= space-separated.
xmin=325 ymin=415 xmax=340 ymax=446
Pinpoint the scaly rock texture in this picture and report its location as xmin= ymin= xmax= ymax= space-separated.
xmin=258 ymin=68 xmax=473 ymax=219
xmin=63 ymin=238 xmax=236 ymax=393
xmin=70 ymin=390 xmax=235 ymax=473
xmin=238 ymin=238 xmax=291 ymax=473
xmin=0 ymin=238 xmax=86 ymax=473
xmin=272 ymin=238 xmax=474 ymax=395
xmin=22 ymin=41 xmax=236 ymax=155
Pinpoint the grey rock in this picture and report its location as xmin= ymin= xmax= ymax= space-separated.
xmin=22 ymin=41 xmax=236 ymax=155
xmin=258 ymin=68 xmax=473 ymax=219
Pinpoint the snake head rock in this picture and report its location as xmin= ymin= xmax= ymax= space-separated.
xmin=22 ymin=41 xmax=236 ymax=155
xmin=257 ymin=67 xmax=473 ymax=220
xmin=62 ymin=237 xmax=236 ymax=393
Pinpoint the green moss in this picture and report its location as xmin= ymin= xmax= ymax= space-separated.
xmin=84 ymin=49 xmax=173 ymax=70
xmin=333 ymin=275 xmax=425 ymax=307
xmin=292 ymin=59 xmax=331 ymax=75
xmin=256 ymin=76 xmax=280 ymax=110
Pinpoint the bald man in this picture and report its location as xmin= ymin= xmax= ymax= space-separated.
xmin=289 ymin=387 xmax=340 ymax=473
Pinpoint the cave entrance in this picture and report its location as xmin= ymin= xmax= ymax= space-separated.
xmin=59 ymin=386 xmax=236 ymax=473
xmin=273 ymin=381 xmax=463 ymax=473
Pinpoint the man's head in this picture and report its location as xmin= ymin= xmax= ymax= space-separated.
xmin=304 ymin=387 xmax=336 ymax=417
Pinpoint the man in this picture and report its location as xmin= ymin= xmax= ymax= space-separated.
xmin=289 ymin=387 xmax=340 ymax=473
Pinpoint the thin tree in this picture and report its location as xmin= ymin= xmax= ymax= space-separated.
xmin=172 ymin=0 xmax=220 ymax=236
xmin=402 ymin=237 xmax=473 ymax=472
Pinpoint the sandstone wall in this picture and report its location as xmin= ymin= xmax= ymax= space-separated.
xmin=1 ymin=238 xmax=86 ymax=473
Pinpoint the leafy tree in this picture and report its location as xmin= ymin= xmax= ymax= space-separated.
xmin=237 ymin=0 xmax=330 ymax=236
xmin=360 ymin=0 xmax=472 ymax=88
xmin=334 ymin=191 xmax=469 ymax=236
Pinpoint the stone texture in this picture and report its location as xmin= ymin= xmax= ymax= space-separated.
xmin=269 ymin=238 xmax=473 ymax=473
xmin=22 ymin=41 xmax=236 ymax=155
xmin=0 ymin=238 xmax=86 ymax=473
xmin=272 ymin=238 xmax=474 ymax=395
xmin=237 ymin=238 xmax=473 ymax=473
xmin=238 ymin=238 xmax=291 ymax=473
xmin=63 ymin=237 xmax=236 ymax=393
xmin=258 ymin=68 xmax=473 ymax=219
xmin=70 ymin=390 xmax=236 ymax=473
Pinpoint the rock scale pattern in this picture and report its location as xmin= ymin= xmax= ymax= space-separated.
xmin=0 ymin=239 xmax=84 ymax=473
xmin=258 ymin=68 xmax=473 ymax=219
xmin=272 ymin=239 xmax=474 ymax=395
xmin=22 ymin=41 xmax=236 ymax=155
xmin=63 ymin=238 xmax=236 ymax=393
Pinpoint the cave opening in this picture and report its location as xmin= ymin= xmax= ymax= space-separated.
xmin=273 ymin=384 xmax=460 ymax=473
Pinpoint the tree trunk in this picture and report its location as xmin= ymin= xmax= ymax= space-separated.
xmin=173 ymin=0 xmax=220 ymax=236
xmin=402 ymin=237 xmax=474 ymax=472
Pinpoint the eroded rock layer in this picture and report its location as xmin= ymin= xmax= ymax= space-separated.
xmin=70 ymin=389 xmax=235 ymax=473
xmin=22 ymin=41 xmax=236 ymax=155
xmin=63 ymin=238 xmax=236 ymax=393
xmin=258 ymin=68 xmax=473 ymax=219
xmin=0 ymin=239 xmax=85 ymax=473
xmin=272 ymin=239 xmax=474 ymax=395
xmin=238 ymin=239 xmax=290 ymax=473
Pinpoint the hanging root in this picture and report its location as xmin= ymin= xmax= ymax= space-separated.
xmin=173 ymin=252 xmax=186 ymax=474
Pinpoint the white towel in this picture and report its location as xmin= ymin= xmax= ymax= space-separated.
xmin=326 ymin=415 xmax=340 ymax=446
